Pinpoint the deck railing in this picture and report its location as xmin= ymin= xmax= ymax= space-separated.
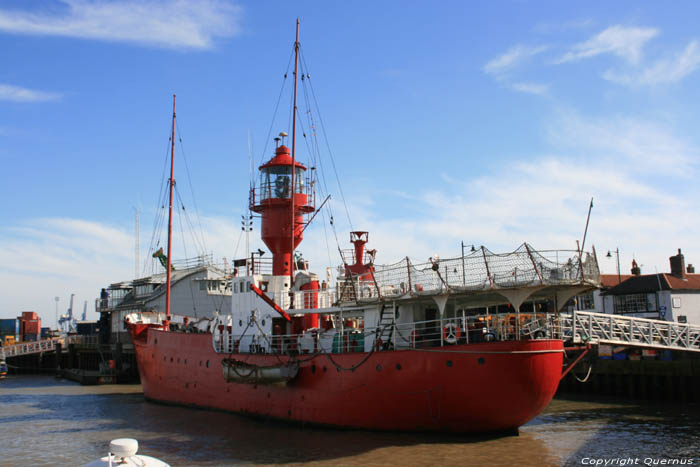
xmin=211 ymin=310 xmax=700 ymax=355
xmin=212 ymin=312 xmax=560 ymax=355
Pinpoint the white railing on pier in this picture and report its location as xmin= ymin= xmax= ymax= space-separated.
xmin=561 ymin=311 xmax=700 ymax=353
xmin=0 ymin=338 xmax=61 ymax=358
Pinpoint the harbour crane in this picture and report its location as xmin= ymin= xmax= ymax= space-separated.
xmin=58 ymin=294 xmax=77 ymax=333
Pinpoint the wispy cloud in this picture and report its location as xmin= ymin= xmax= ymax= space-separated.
xmin=484 ymin=44 xmax=548 ymax=75
xmin=547 ymin=110 xmax=697 ymax=175
xmin=0 ymin=0 xmax=242 ymax=50
xmin=557 ymin=25 xmax=658 ymax=64
xmin=483 ymin=45 xmax=549 ymax=95
xmin=603 ymin=40 xmax=700 ymax=86
xmin=510 ymin=82 xmax=549 ymax=95
xmin=0 ymin=83 xmax=62 ymax=102
xmin=322 ymin=109 xmax=700 ymax=277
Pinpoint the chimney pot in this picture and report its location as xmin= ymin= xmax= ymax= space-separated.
xmin=669 ymin=249 xmax=686 ymax=278
xmin=631 ymin=259 xmax=641 ymax=276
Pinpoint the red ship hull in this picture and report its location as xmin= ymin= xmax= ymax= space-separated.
xmin=131 ymin=327 xmax=563 ymax=433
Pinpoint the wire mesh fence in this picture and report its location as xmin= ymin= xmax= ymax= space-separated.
xmin=341 ymin=244 xmax=599 ymax=302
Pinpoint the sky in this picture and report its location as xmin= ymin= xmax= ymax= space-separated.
xmin=2 ymin=1 xmax=700 ymax=327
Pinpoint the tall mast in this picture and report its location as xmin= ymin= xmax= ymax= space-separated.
xmin=290 ymin=18 xmax=299 ymax=307
xmin=166 ymin=94 xmax=176 ymax=323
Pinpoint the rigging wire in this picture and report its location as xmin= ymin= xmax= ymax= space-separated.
xmin=175 ymin=119 xmax=209 ymax=256
xmin=300 ymin=46 xmax=354 ymax=232
xmin=259 ymin=48 xmax=295 ymax=169
xmin=233 ymin=228 xmax=244 ymax=259
xmin=146 ymin=133 xmax=174 ymax=275
xmin=296 ymin=49 xmax=344 ymax=258
xmin=175 ymin=188 xmax=189 ymax=262
xmin=174 ymin=185 xmax=207 ymax=257
xmin=301 ymin=48 xmax=352 ymax=265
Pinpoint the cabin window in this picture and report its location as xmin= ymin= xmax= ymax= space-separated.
xmin=200 ymin=281 xmax=206 ymax=291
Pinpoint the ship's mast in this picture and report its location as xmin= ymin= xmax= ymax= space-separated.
xmin=290 ymin=18 xmax=300 ymax=308
xmin=166 ymin=94 xmax=176 ymax=323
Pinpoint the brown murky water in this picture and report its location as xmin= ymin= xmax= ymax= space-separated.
xmin=1 ymin=375 xmax=698 ymax=466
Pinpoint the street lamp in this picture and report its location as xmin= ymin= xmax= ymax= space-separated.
xmin=460 ymin=242 xmax=477 ymax=286
xmin=606 ymin=248 xmax=621 ymax=284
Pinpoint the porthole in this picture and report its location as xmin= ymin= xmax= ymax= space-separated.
xmin=262 ymin=319 xmax=266 ymax=326
xmin=376 ymin=364 xmax=382 ymax=372
xmin=478 ymin=357 xmax=485 ymax=365
xmin=239 ymin=320 xmax=243 ymax=327
xmin=206 ymin=360 xmax=210 ymax=368
xmin=311 ymin=365 xmax=316 ymax=374
xmin=396 ymin=363 xmax=402 ymax=370
xmin=446 ymin=360 xmax=453 ymax=367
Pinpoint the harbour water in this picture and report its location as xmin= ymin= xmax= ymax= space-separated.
xmin=1 ymin=375 xmax=698 ymax=466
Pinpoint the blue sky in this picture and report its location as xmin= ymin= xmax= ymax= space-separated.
xmin=2 ymin=1 xmax=700 ymax=326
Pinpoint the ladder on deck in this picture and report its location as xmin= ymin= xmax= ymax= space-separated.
xmin=376 ymin=303 xmax=397 ymax=349
xmin=561 ymin=311 xmax=700 ymax=353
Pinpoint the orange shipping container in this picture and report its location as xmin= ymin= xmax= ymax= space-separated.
xmin=22 ymin=319 xmax=41 ymax=335
xmin=21 ymin=311 xmax=38 ymax=321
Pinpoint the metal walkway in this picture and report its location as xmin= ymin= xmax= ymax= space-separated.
xmin=0 ymin=338 xmax=60 ymax=359
xmin=560 ymin=311 xmax=700 ymax=353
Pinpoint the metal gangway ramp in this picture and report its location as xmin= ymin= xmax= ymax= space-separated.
xmin=560 ymin=311 xmax=700 ymax=353
xmin=0 ymin=338 xmax=60 ymax=359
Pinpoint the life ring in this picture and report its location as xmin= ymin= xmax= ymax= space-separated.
xmin=443 ymin=323 xmax=462 ymax=344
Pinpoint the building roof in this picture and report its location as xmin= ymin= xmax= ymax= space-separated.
xmin=604 ymin=273 xmax=700 ymax=295
xmin=600 ymin=274 xmax=633 ymax=288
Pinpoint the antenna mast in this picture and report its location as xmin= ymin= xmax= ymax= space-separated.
xmin=290 ymin=18 xmax=300 ymax=308
xmin=166 ymin=94 xmax=176 ymax=323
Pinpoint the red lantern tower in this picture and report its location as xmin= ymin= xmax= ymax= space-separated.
xmin=250 ymin=136 xmax=314 ymax=278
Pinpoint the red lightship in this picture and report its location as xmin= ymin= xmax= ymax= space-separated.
xmin=129 ymin=20 xmax=600 ymax=434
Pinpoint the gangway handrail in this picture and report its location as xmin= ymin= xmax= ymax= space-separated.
xmin=562 ymin=311 xmax=700 ymax=353
xmin=0 ymin=338 xmax=61 ymax=358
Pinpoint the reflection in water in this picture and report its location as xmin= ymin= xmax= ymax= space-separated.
xmin=0 ymin=376 xmax=698 ymax=466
